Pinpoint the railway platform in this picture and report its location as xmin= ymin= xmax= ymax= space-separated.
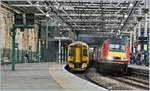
xmin=1 ymin=62 xmax=107 ymax=90
xmin=128 ymin=64 xmax=149 ymax=71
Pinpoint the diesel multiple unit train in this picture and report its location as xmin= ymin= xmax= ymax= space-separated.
xmin=67 ymin=39 xmax=130 ymax=74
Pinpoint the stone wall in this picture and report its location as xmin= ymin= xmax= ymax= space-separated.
xmin=0 ymin=6 xmax=39 ymax=63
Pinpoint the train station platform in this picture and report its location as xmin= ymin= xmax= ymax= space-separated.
xmin=1 ymin=62 xmax=107 ymax=90
xmin=128 ymin=64 xmax=149 ymax=71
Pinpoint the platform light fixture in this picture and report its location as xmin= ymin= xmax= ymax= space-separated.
xmin=46 ymin=13 xmax=49 ymax=17
xmin=98 ymin=28 xmax=102 ymax=31
xmin=83 ymin=29 xmax=86 ymax=31
xmin=129 ymin=3 xmax=133 ymax=8
xmin=111 ymin=30 xmax=114 ymax=33
xmin=58 ymin=23 xmax=61 ymax=26
xmin=45 ymin=6 xmax=49 ymax=10
xmin=124 ymin=14 xmax=128 ymax=19
xmin=121 ymin=23 xmax=123 ymax=26
xmin=36 ymin=1 xmax=40 ymax=7
xmin=59 ymin=31 xmax=62 ymax=35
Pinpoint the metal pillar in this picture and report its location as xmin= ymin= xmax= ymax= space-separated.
xmin=0 ymin=39 xmax=1 ymax=64
xmin=148 ymin=0 xmax=150 ymax=52
xmin=64 ymin=46 xmax=67 ymax=63
xmin=133 ymin=23 xmax=137 ymax=53
xmin=0 ymin=4 xmax=1 ymax=65
xmin=137 ymin=8 xmax=142 ymax=51
xmin=144 ymin=13 xmax=148 ymax=50
xmin=144 ymin=0 xmax=148 ymax=51
xmin=29 ymin=49 xmax=32 ymax=63
xmin=61 ymin=46 xmax=64 ymax=62
xmin=46 ymin=21 xmax=49 ymax=49
xmin=38 ymin=40 xmax=41 ymax=62
xmin=58 ymin=38 xmax=61 ymax=62
xmin=130 ymin=31 xmax=133 ymax=52
xmin=11 ymin=28 xmax=16 ymax=71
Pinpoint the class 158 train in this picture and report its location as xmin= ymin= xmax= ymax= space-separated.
xmin=93 ymin=38 xmax=130 ymax=74
xmin=67 ymin=41 xmax=90 ymax=71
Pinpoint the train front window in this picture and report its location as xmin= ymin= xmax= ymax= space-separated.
xmin=69 ymin=47 xmax=75 ymax=56
xmin=109 ymin=44 xmax=125 ymax=52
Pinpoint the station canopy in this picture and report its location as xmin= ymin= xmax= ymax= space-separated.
xmin=1 ymin=0 xmax=144 ymax=33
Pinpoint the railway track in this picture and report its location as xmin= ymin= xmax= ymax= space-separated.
xmin=86 ymin=72 xmax=149 ymax=90
xmin=127 ymin=69 xmax=149 ymax=79
xmin=122 ymin=76 xmax=149 ymax=85
xmin=65 ymin=66 xmax=149 ymax=90
xmin=111 ymin=76 xmax=149 ymax=90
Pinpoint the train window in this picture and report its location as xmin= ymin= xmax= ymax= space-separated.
xmin=109 ymin=44 xmax=125 ymax=52
xmin=83 ymin=49 xmax=87 ymax=56
xmin=69 ymin=47 xmax=75 ymax=56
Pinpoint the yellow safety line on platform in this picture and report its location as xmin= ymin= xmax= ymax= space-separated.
xmin=49 ymin=64 xmax=79 ymax=90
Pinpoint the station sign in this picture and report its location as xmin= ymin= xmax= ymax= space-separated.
xmin=54 ymin=37 xmax=70 ymax=40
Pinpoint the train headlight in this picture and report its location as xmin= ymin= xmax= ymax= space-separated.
xmin=106 ymin=56 xmax=114 ymax=60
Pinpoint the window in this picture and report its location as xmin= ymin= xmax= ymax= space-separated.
xmin=69 ymin=47 xmax=75 ymax=56
xmin=109 ymin=44 xmax=125 ymax=52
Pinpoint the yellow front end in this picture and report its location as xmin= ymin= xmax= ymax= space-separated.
xmin=108 ymin=51 xmax=126 ymax=58
xmin=67 ymin=44 xmax=89 ymax=71
xmin=102 ymin=51 xmax=129 ymax=63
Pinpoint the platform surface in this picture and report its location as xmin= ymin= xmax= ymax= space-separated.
xmin=128 ymin=64 xmax=149 ymax=71
xmin=1 ymin=62 xmax=107 ymax=90
xmin=1 ymin=62 xmax=63 ymax=90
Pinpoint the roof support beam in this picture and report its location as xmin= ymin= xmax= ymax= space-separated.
xmin=27 ymin=1 xmax=53 ymax=20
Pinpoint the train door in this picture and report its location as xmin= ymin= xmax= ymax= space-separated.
xmin=75 ymin=47 xmax=81 ymax=62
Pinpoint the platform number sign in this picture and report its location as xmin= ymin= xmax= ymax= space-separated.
xmin=26 ymin=14 xmax=34 ymax=25
xmin=14 ymin=13 xmax=23 ymax=25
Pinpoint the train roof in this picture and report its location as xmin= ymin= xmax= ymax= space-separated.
xmin=69 ymin=41 xmax=88 ymax=46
